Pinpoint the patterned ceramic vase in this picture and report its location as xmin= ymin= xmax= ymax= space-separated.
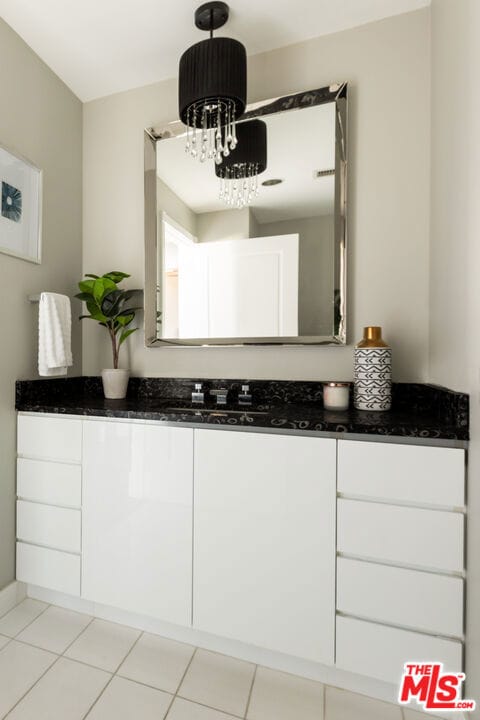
xmin=354 ymin=326 xmax=392 ymax=411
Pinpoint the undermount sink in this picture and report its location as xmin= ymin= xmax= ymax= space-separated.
xmin=161 ymin=407 xmax=269 ymax=416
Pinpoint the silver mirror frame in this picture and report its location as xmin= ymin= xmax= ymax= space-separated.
xmin=144 ymin=82 xmax=347 ymax=347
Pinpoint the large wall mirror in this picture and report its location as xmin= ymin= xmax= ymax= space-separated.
xmin=144 ymin=83 xmax=347 ymax=346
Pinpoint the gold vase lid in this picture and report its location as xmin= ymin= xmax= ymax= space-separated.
xmin=356 ymin=326 xmax=388 ymax=348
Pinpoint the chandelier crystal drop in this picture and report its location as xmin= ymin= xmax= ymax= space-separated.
xmin=218 ymin=163 xmax=260 ymax=208
xmin=184 ymin=99 xmax=238 ymax=163
xmin=178 ymin=2 xmax=246 ymax=164
xmin=215 ymin=119 xmax=267 ymax=209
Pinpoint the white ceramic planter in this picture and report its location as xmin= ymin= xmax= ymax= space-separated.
xmin=101 ymin=369 xmax=130 ymax=399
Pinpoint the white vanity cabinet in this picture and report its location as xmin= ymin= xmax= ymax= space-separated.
xmin=15 ymin=412 xmax=466 ymax=693
xmin=82 ymin=420 xmax=194 ymax=626
xmin=193 ymin=429 xmax=337 ymax=664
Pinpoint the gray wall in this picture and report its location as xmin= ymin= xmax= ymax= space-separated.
xmin=83 ymin=9 xmax=430 ymax=381
xmin=0 ymin=19 xmax=83 ymax=589
xmin=157 ymin=178 xmax=196 ymax=237
xmin=197 ymin=208 xmax=250 ymax=243
xmin=429 ymin=0 xmax=480 ymax=708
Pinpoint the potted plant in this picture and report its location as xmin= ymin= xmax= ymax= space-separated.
xmin=76 ymin=271 xmax=140 ymax=399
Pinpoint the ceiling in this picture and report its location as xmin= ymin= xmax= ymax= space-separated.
xmin=0 ymin=0 xmax=429 ymax=101
xmin=157 ymin=101 xmax=336 ymax=223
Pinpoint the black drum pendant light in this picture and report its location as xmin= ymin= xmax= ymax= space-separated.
xmin=215 ymin=119 xmax=267 ymax=208
xmin=178 ymin=2 xmax=247 ymax=164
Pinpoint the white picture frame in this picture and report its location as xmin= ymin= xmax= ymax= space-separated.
xmin=0 ymin=144 xmax=42 ymax=264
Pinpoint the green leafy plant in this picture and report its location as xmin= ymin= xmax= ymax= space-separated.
xmin=75 ymin=271 xmax=140 ymax=369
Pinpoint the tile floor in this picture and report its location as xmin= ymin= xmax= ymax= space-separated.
xmin=0 ymin=598 xmax=441 ymax=720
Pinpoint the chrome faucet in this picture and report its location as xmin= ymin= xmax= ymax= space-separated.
xmin=191 ymin=383 xmax=205 ymax=404
xmin=238 ymin=384 xmax=252 ymax=406
xmin=210 ymin=388 xmax=228 ymax=406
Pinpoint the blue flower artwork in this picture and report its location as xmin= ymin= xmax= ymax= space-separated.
xmin=2 ymin=181 xmax=22 ymax=222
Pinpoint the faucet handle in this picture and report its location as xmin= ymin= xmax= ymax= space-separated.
xmin=238 ymin=384 xmax=252 ymax=405
xmin=192 ymin=383 xmax=205 ymax=405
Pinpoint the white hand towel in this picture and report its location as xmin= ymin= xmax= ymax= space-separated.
xmin=38 ymin=292 xmax=73 ymax=377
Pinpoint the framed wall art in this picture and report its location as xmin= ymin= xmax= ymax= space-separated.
xmin=0 ymin=145 xmax=42 ymax=263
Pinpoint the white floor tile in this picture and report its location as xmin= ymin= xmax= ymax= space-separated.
xmin=179 ymin=649 xmax=255 ymax=717
xmin=0 ymin=601 xmax=442 ymax=720
xmin=167 ymin=698 xmax=239 ymax=720
xmin=16 ymin=606 xmax=92 ymax=653
xmin=0 ymin=640 xmax=56 ymax=718
xmin=64 ymin=618 xmax=140 ymax=672
xmin=6 ymin=657 xmax=110 ymax=720
xmin=86 ymin=676 xmax=173 ymax=720
xmin=325 ymin=686 xmax=401 ymax=720
xmin=118 ymin=633 xmax=194 ymax=694
xmin=0 ymin=599 xmax=48 ymax=638
xmin=247 ymin=666 xmax=324 ymax=720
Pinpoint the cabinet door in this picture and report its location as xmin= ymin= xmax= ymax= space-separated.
xmin=336 ymin=616 xmax=463 ymax=684
xmin=17 ymin=542 xmax=81 ymax=597
xmin=337 ymin=498 xmax=464 ymax=573
xmin=17 ymin=458 xmax=81 ymax=508
xmin=18 ymin=414 xmax=82 ymax=463
xmin=338 ymin=440 xmax=465 ymax=507
xmin=17 ymin=500 xmax=81 ymax=553
xmin=82 ymin=420 xmax=193 ymax=626
xmin=193 ymin=429 xmax=336 ymax=664
xmin=337 ymin=557 xmax=463 ymax=637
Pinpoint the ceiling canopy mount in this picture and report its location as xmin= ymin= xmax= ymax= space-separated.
xmin=194 ymin=2 xmax=230 ymax=34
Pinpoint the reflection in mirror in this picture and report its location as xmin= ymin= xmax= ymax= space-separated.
xmin=146 ymin=85 xmax=347 ymax=346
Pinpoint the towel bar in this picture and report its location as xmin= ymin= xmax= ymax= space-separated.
xmin=28 ymin=289 xmax=143 ymax=303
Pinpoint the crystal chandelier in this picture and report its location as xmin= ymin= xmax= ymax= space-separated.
xmin=178 ymin=2 xmax=247 ymax=164
xmin=216 ymin=119 xmax=267 ymax=208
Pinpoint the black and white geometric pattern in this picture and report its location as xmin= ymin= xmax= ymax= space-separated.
xmin=354 ymin=348 xmax=392 ymax=411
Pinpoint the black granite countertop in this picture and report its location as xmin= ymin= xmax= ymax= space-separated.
xmin=15 ymin=377 xmax=469 ymax=444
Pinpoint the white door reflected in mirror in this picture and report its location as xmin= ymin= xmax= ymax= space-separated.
xmin=162 ymin=217 xmax=299 ymax=339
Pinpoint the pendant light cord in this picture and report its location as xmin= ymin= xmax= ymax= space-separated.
xmin=210 ymin=8 xmax=213 ymax=38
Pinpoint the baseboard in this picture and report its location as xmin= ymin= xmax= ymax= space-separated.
xmin=23 ymin=584 xmax=467 ymax=719
xmin=27 ymin=584 xmax=466 ymax=719
xmin=0 ymin=580 xmax=26 ymax=617
xmin=26 ymin=585 xmax=396 ymax=698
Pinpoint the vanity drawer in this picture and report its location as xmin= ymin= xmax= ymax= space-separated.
xmin=17 ymin=414 xmax=82 ymax=464
xmin=338 ymin=440 xmax=465 ymax=507
xmin=337 ymin=557 xmax=463 ymax=637
xmin=17 ymin=458 xmax=81 ymax=507
xmin=337 ymin=499 xmax=464 ymax=572
xmin=336 ymin=616 xmax=463 ymax=684
xmin=17 ymin=500 xmax=81 ymax=553
xmin=16 ymin=542 xmax=80 ymax=596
